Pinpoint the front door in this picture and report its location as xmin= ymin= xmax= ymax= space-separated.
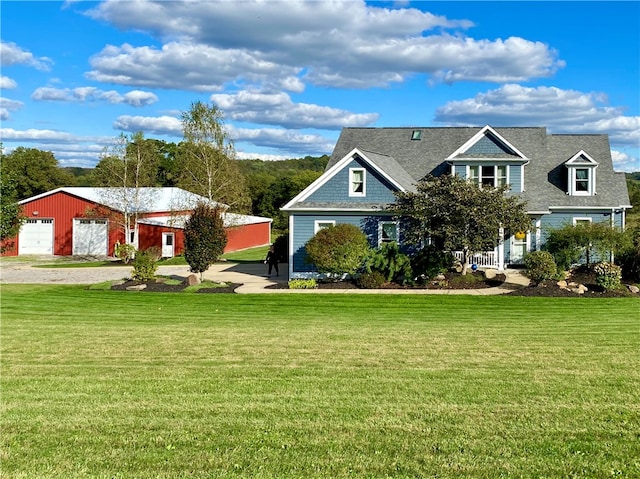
xmin=510 ymin=233 xmax=527 ymax=265
xmin=162 ymin=232 xmax=175 ymax=258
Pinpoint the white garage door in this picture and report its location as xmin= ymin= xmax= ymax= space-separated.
xmin=18 ymin=219 xmax=54 ymax=255
xmin=73 ymin=219 xmax=108 ymax=256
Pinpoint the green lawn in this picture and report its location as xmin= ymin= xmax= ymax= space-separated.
xmin=1 ymin=285 xmax=638 ymax=478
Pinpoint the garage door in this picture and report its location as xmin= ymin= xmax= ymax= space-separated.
xmin=18 ymin=219 xmax=54 ymax=255
xmin=73 ymin=219 xmax=108 ymax=256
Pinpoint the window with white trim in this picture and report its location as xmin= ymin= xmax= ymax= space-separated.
xmin=349 ymin=168 xmax=366 ymax=197
xmin=379 ymin=221 xmax=399 ymax=246
xmin=468 ymin=165 xmax=509 ymax=188
xmin=314 ymin=220 xmax=335 ymax=234
xmin=573 ymin=217 xmax=592 ymax=226
xmin=565 ymin=152 xmax=597 ymax=196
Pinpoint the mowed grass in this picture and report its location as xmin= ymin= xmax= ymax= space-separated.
xmin=1 ymin=285 xmax=638 ymax=478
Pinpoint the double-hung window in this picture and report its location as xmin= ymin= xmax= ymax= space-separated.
xmin=350 ymin=168 xmax=366 ymax=197
xmin=575 ymin=168 xmax=590 ymax=193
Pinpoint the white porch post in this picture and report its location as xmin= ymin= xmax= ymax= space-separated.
xmin=497 ymin=227 xmax=505 ymax=271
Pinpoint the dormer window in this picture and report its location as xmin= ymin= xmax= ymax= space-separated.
xmin=411 ymin=130 xmax=422 ymax=140
xmin=566 ymin=151 xmax=598 ymax=196
xmin=349 ymin=168 xmax=366 ymax=197
xmin=468 ymin=165 xmax=509 ymax=189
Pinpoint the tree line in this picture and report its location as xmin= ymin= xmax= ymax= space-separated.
xmin=0 ymin=101 xmax=329 ymax=247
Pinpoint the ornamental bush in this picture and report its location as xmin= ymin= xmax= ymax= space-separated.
xmin=355 ymin=270 xmax=386 ymax=289
xmin=524 ymin=250 xmax=557 ymax=284
xmin=304 ymin=224 xmax=370 ymax=277
xmin=288 ymin=279 xmax=317 ymax=289
xmin=594 ymin=262 xmax=622 ymax=290
xmin=410 ymin=244 xmax=456 ymax=281
xmin=362 ymin=242 xmax=412 ymax=284
xmin=131 ymin=247 xmax=161 ymax=281
xmin=184 ymin=202 xmax=227 ymax=280
xmin=114 ymin=241 xmax=136 ymax=264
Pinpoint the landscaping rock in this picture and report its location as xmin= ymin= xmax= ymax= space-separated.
xmin=556 ymin=280 xmax=568 ymax=288
xmin=484 ymin=269 xmax=497 ymax=280
xmin=126 ymin=284 xmax=147 ymax=291
xmin=184 ymin=274 xmax=200 ymax=286
xmin=627 ymin=284 xmax=639 ymax=294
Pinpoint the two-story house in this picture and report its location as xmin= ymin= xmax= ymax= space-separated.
xmin=282 ymin=125 xmax=631 ymax=279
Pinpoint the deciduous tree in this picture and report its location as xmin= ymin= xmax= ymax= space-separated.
xmin=177 ymin=101 xmax=250 ymax=212
xmin=1 ymin=146 xmax=74 ymax=199
xmin=91 ymin=132 xmax=159 ymax=246
xmin=391 ymin=174 xmax=530 ymax=274
xmin=184 ymin=202 xmax=227 ymax=280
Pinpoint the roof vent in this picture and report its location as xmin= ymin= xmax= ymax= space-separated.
xmin=411 ymin=130 xmax=422 ymax=140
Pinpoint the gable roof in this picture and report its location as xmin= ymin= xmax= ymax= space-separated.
xmin=20 ymin=187 xmax=226 ymax=212
xmin=282 ymin=147 xmax=413 ymax=211
xmin=323 ymin=126 xmax=630 ymax=212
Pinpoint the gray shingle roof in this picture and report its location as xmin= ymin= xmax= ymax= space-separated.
xmin=327 ymin=127 xmax=630 ymax=212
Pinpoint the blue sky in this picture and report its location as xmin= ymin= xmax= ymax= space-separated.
xmin=1 ymin=1 xmax=639 ymax=171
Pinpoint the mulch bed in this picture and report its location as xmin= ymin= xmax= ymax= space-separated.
xmin=505 ymin=267 xmax=637 ymax=298
xmin=266 ymin=272 xmax=507 ymax=291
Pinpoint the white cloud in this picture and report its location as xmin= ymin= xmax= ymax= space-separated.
xmin=31 ymin=86 xmax=158 ymax=106
xmin=611 ymin=150 xmax=640 ymax=173
xmin=86 ymin=42 xmax=301 ymax=92
xmin=0 ymin=97 xmax=24 ymax=119
xmin=229 ymin=126 xmax=336 ymax=154
xmin=211 ymin=90 xmax=378 ymax=129
xmin=0 ymin=127 xmax=77 ymax=143
xmin=0 ymin=41 xmax=53 ymax=71
xmin=236 ymin=151 xmax=295 ymax=162
xmin=112 ymin=115 xmax=182 ymax=136
xmin=434 ymin=84 xmax=639 ymax=148
xmin=1 ymin=76 xmax=17 ymax=89
xmin=86 ymin=0 xmax=562 ymax=90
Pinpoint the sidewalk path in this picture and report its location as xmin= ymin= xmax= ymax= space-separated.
xmin=0 ymin=258 xmax=530 ymax=294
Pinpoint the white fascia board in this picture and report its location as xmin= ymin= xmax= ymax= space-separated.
xmin=565 ymin=150 xmax=598 ymax=166
xmin=445 ymin=125 xmax=530 ymax=163
xmin=548 ymin=205 xmax=629 ymax=210
xmin=18 ymin=187 xmax=68 ymax=205
xmin=281 ymin=148 xmax=404 ymax=210
xmin=281 ymin=206 xmax=391 ymax=213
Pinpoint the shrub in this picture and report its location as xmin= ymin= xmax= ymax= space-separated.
xmin=355 ymin=270 xmax=386 ymax=289
xmin=616 ymin=226 xmax=640 ymax=282
xmin=524 ymin=251 xmax=557 ymax=284
xmin=362 ymin=242 xmax=412 ymax=284
xmin=131 ymin=247 xmax=160 ymax=281
xmin=288 ymin=279 xmax=317 ymax=289
xmin=114 ymin=241 xmax=136 ymax=264
xmin=594 ymin=262 xmax=622 ymax=290
xmin=184 ymin=202 xmax=227 ymax=279
xmin=410 ymin=245 xmax=455 ymax=280
xmin=304 ymin=224 xmax=370 ymax=277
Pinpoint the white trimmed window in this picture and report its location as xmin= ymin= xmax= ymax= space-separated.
xmin=349 ymin=168 xmax=366 ymax=197
xmin=314 ymin=220 xmax=335 ymax=234
xmin=468 ymin=165 xmax=509 ymax=188
xmin=573 ymin=217 xmax=592 ymax=226
xmin=569 ymin=167 xmax=595 ymax=195
xmin=565 ymin=151 xmax=598 ymax=196
xmin=379 ymin=221 xmax=399 ymax=246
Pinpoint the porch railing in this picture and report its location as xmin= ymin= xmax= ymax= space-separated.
xmin=452 ymin=250 xmax=498 ymax=269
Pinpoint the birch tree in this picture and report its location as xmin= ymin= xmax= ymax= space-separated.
xmin=177 ymin=101 xmax=250 ymax=212
xmin=91 ymin=132 xmax=158 ymax=246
